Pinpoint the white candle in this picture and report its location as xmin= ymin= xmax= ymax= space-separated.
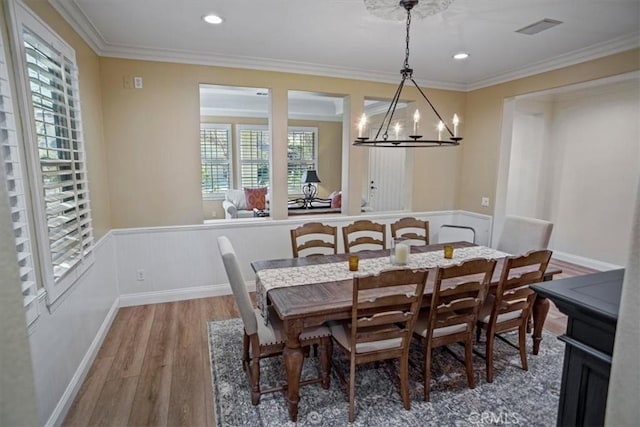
xmin=394 ymin=122 xmax=400 ymax=139
xmin=358 ymin=113 xmax=367 ymax=138
xmin=413 ymin=109 xmax=420 ymax=135
xmin=452 ymin=114 xmax=460 ymax=137
xmin=395 ymin=242 xmax=409 ymax=265
xmin=437 ymin=120 xmax=445 ymax=141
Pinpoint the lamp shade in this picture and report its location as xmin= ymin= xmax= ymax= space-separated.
xmin=302 ymin=169 xmax=321 ymax=184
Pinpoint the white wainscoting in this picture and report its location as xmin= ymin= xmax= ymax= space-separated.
xmin=27 ymin=233 xmax=119 ymax=426
xmin=116 ymin=210 xmax=493 ymax=306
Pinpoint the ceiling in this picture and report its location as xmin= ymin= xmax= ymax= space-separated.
xmin=50 ymin=0 xmax=640 ymax=91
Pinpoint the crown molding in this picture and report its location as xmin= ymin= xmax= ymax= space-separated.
xmin=49 ymin=0 xmax=105 ymax=54
xmin=466 ymin=34 xmax=640 ymax=91
xmin=49 ymin=0 xmax=640 ymax=93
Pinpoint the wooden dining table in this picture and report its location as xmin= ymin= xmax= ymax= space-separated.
xmin=251 ymin=241 xmax=561 ymax=422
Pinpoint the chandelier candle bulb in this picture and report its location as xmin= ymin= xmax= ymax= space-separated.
xmin=394 ymin=122 xmax=401 ymax=139
xmin=453 ymin=114 xmax=460 ymax=137
xmin=437 ymin=120 xmax=445 ymax=141
xmin=358 ymin=113 xmax=367 ymax=138
xmin=413 ymin=109 xmax=420 ymax=135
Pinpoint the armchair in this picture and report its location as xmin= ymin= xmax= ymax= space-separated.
xmin=223 ymin=189 xmax=264 ymax=219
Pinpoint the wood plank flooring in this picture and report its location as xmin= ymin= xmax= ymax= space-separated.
xmin=63 ymin=258 xmax=597 ymax=426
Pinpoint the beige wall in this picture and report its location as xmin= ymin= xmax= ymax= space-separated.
xmin=24 ymin=0 xmax=111 ymax=239
xmin=100 ymin=57 xmax=463 ymax=227
xmin=200 ymin=116 xmax=342 ymax=219
xmin=458 ymin=49 xmax=640 ymax=215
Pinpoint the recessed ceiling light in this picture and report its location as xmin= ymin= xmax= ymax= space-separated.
xmin=453 ymin=52 xmax=469 ymax=60
xmin=203 ymin=14 xmax=223 ymax=25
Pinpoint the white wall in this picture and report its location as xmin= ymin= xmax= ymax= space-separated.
xmin=547 ymin=80 xmax=640 ymax=265
xmin=502 ymin=75 xmax=640 ymax=267
xmin=507 ymin=112 xmax=546 ymax=217
xmin=116 ymin=210 xmax=493 ymax=305
xmin=28 ymin=235 xmax=119 ymax=426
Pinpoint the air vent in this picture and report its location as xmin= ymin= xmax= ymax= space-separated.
xmin=516 ymin=18 xmax=563 ymax=35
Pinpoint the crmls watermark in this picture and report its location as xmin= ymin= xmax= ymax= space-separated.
xmin=468 ymin=411 xmax=521 ymax=425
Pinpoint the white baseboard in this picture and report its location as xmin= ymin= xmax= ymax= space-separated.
xmin=552 ymin=250 xmax=624 ymax=271
xmin=45 ymin=297 xmax=120 ymax=427
xmin=118 ymin=281 xmax=256 ymax=307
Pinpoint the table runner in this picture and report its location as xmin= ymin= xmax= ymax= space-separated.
xmin=256 ymin=246 xmax=510 ymax=322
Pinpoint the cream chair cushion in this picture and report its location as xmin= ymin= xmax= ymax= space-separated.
xmin=329 ymin=322 xmax=402 ymax=354
xmin=413 ymin=313 xmax=468 ymax=338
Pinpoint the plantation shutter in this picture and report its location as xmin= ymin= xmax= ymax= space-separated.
xmin=238 ymin=126 xmax=270 ymax=188
xmin=201 ymin=124 xmax=231 ymax=198
xmin=0 ymin=24 xmax=39 ymax=324
xmin=287 ymin=128 xmax=317 ymax=194
xmin=11 ymin=2 xmax=95 ymax=305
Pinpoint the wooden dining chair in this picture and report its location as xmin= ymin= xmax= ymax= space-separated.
xmin=390 ymin=216 xmax=430 ymax=245
xmin=413 ymin=258 xmax=497 ymax=401
xmin=329 ymin=268 xmax=428 ymax=422
xmin=290 ymin=222 xmax=338 ymax=257
xmin=497 ymin=215 xmax=553 ymax=255
xmin=476 ymin=249 xmax=552 ymax=382
xmin=216 ymin=236 xmax=332 ymax=405
xmin=341 ymin=219 xmax=386 ymax=253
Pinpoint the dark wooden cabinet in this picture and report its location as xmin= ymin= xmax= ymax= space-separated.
xmin=532 ymin=269 xmax=624 ymax=427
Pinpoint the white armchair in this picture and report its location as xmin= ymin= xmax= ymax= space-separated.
xmin=222 ymin=189 xmax=257 ymax=219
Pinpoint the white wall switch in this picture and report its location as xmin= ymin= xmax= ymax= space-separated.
xmin=481 ymin=197 xmax=490 ymax=207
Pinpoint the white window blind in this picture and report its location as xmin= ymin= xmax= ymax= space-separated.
xmin=237 ymin=125 xmax=270 ymax=188
xmin=0 ymin=23 xmax=39 ymax=325
xmin=9 ymin=1 xmax=94 ymax=305
xmin=287 ymin=127 xmax=318 ymax=194
xmin=201 ymin=124 xmax=231 ymax=199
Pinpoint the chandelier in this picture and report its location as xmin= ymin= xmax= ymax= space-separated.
xmin=354 ymin=0 xmax=462 ymax=148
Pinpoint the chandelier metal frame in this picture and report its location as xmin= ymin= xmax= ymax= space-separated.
xmin=354 ymin=0 xmax=463 ymax=148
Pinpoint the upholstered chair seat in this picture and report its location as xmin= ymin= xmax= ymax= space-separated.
xmin=217 ymin=236 xmax=332 ymax=405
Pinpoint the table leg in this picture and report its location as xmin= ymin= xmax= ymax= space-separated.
xmin=283 ymin=319 xmax=304 ymax=422
xmin=532 ymin=295 xmax=550 ymax=355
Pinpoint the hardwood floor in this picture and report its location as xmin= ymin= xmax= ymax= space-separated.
xmin=63 ymin=258 xmax=597 ymax=426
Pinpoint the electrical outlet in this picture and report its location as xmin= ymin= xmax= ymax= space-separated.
xmin=133 ymin=76 xmax=143 ymax=89
xmin=136 ymin=269 xmax=145 ymax=281
xmin=481 ymin=197 xmax=490 ymax=207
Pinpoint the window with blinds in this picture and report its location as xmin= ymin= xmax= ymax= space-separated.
xmin=0 ymin=24 xmax=39 ymax=325
xmin=201 ymin=124 xmax=231 ymax=199
xmin=287 ymin=127 xmax=318 ymax=194
xmin=237 ymin=125 xmax=270 ymax=188
xmin=9 ymin=1 xmax=95 ymax=305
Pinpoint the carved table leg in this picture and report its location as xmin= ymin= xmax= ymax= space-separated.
xmin=532 ymin=296 xmax=550 ymax=355
xmin=283 ymin=319 xmax=304 ymax=422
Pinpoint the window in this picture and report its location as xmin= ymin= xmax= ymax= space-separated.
xmin=7 ymin=1 xmax=94 ymax=306
xmin=237 ymin=125 xmax=270 ymax=188
xmin=200 ymin=124 xmax=231 ymax=199
xmin=0 ymin=19 xmax=39 ymax=324
xmin=287 ymin=127 xmax=318 ymax=194
xmin=232 ymin=125 xmax=318 ymax=194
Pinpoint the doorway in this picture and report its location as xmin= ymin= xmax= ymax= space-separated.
xmin=365 ymin=99 xmax=408 ymax=212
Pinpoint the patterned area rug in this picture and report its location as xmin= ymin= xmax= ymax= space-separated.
xmin=208 ymin=319 xmax=563 ymax=426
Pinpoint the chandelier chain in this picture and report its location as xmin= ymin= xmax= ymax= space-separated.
xmin=403 ymin=6 xmax=412 ymax=71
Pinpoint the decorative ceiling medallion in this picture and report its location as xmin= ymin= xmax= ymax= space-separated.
xmin=364 ymin=0 xmax=454 ymax=20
